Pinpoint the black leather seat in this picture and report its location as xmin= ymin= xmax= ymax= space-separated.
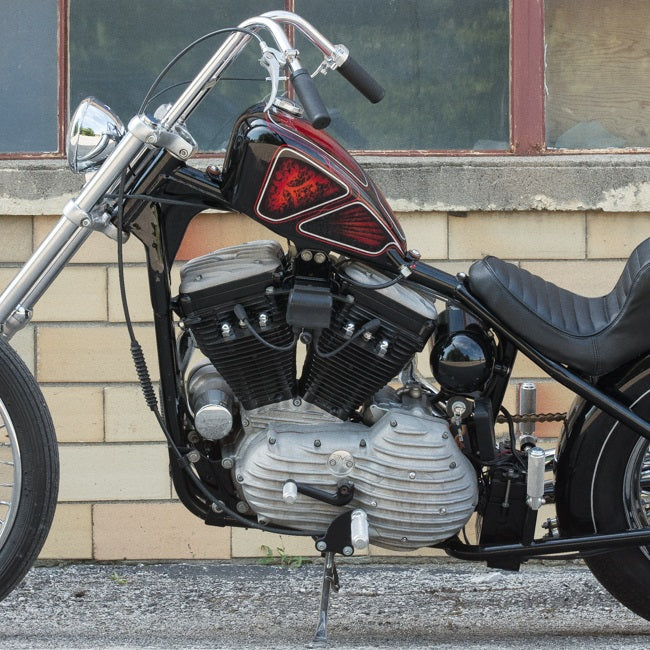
xmin=468 ymin=238 xmax=650 ymax=377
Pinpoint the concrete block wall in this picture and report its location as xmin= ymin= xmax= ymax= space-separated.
xmin=1 ymin=156 xmax=648 ymax=562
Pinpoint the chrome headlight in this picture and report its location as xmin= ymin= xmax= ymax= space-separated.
xmin=66 ymin=97 xmax=125 ymax=174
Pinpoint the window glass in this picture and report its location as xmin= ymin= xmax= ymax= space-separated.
xmin=0 ymin=0 xmax=58 ymax=153
xmin=295 ymin=0 xmax=510 ymax=150
xmin=70 ymin=0 xmax=509 ymax=153
xmin=70 ymin=1 xmax=284 ymax=151
xmin=546 ymin=0 xmax=650 ymax=149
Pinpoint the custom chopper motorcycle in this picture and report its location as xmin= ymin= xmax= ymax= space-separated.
xmin=2 ymin=9 xmax=650 ymax=643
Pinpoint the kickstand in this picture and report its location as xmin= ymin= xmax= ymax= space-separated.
xmin=312 ymin=551 xmax=340 ymax=646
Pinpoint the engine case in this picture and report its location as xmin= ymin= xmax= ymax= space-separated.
xmin=233 ymin=409 xmax=478 ymax=550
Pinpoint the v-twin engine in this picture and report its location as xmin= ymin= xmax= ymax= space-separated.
xmin=175 ymin=241 xmax=478 ymax=550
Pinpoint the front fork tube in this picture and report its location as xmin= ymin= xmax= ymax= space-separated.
xmin=0 ymin=132 xmax=148 ymax=341
xmin=0 ymin=216 xmax=92 ymax=340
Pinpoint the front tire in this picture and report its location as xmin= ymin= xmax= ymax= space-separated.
xmin=0 ymin=339 xmax=58 ymax=601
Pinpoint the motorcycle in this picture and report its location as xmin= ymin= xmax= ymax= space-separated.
xmin=2 ymin=9 xmax=650 ymax=644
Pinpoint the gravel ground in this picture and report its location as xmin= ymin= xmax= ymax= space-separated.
xmin=1 ymin=559 xmax=649 ymax=649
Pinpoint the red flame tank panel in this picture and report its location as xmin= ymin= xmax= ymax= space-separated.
xmin=219 ymin=105 xmax=407 ymax=267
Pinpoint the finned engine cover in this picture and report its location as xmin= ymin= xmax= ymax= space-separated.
xmin=234 ymin=409 xmax=478 ymax=550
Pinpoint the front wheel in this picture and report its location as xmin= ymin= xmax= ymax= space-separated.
xmin=0 ymin=339 xmax=58 ymax=601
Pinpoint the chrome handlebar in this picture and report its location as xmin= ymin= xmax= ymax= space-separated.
xmin=0 ymin=11 xmax=382 ymax=339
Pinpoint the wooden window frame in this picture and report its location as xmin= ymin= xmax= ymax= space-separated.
xmin=2 ymin=0 xmax=628 ymax=159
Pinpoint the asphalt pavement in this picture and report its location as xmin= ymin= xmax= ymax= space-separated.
xmin=1 ymin=558 xmax=649 ymax=649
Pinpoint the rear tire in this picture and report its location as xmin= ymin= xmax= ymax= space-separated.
xmin=584 ymin=421 xmax=650 ymax=620
xmin=0 ymin=339 xmax=58 ymax=601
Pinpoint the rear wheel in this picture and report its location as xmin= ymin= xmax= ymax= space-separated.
xmin=0 ymin=339 xmax=58 ymax=601
xmin=585 ymin=422 xmax=650 ymax=620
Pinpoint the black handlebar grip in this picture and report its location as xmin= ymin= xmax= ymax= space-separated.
xmin=290 ymin=68 xmax=331 ymax=130
xmin=337 ymin=56 xmax=385 ymax=104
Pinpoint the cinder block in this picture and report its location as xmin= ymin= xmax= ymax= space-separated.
xmin=36 ymin=325 xmax=158 ymax=382
xmin=449 ymin=211 xmax=585 ymax=260
xmin=231 ymin=527 xmax=326 ymax=558
xmin=93 ymin=502 xmax=231 ymax=560
xmin=7 ymin=325 xmax=35 ymax=374
xmin=105 ymin=385 xmax=163 ymax=442
xmin=38 ymin=266 xmax=107 ymax=321
xmin=521 ymin=260 xmax=625 ymax=296
xmin=58 ymin=443 xmax=170 ymax=501
xmin=175 ymin=212 xmax=284 ymax=261
xmin=588 ymin=213 xmax=650 ymax=258
xmin=107 ymin=265 xmax=181 ymax=323
xmin=0 ymin=215 xmax=33 ymax=262
xmin=33 ymin=216 xmax=145 ymax=264
xmin=107 ymin=265 xmax=151 ymax=323
xmin=41 ymin=385 xmax=104 ymax=443
xmin=0 ymin=266 xmax=107 ymax=322
xmin=39 ymin=503 xmax=93 ymax=560
xmin=512 ymin=354 xmax=549 ymax=380
xmin=399 ymin=212 xmax=448 ymax=259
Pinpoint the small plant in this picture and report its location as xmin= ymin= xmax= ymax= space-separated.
xmin=258 ymin=543 xmax=307 ymax=568
xmin=109 ymin=570 xmax=129 ymax=585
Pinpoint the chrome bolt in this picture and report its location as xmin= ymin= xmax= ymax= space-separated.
xmin=314 ymin=440 xmax=321 ymax=448
xmin=342 ymin=546 xmax=354 ymax=556
xmin=236 ymin=474 xmax=244 ymax=483
xmin=316 ymin=540 xmax=327 ymax=552
xmin=408 ymin=471 xmax=416 ymax=480
xmin=449 ymin=462 xmax=457 ymax=469
xmin=440 ymin=507 xmax=447 ymax=515
xmin=236 ymin=501 xmax=248 ymax=513
xmin=442 ymin=432 xmax=449 ymax=440
xmin=268 ymin=437 xmax=276 ymax=445
xmin=210 ymin=503 xmax=223 ymax=514
xmin=80 ymin=217 xmax=91 ymax=228
xmin=293 ymin=398 xmax=302 ymax=407
xmin=242 ymin=418 xmax=250 ymax=428
xmin=221 ymin=458 xmax=234 ymax=469
xmin=390 ymin=420 xmax=398 ymax=428
xmin=187 ymin=450 xmax=201 ymax=464
xmin=179 ymin=148 xmax=189 ymax=159
xmin=314 ymin=251 xmax=327 ymax=264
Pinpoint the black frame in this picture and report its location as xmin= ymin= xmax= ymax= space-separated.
xmin=123 ymin=152 xmax=650 ymax=560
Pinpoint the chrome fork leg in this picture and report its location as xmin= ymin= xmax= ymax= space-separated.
xmin=312 ymin=551 xmax=339 ymax=646
xmin=0 ymin=216 xmax=91 ymax=340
